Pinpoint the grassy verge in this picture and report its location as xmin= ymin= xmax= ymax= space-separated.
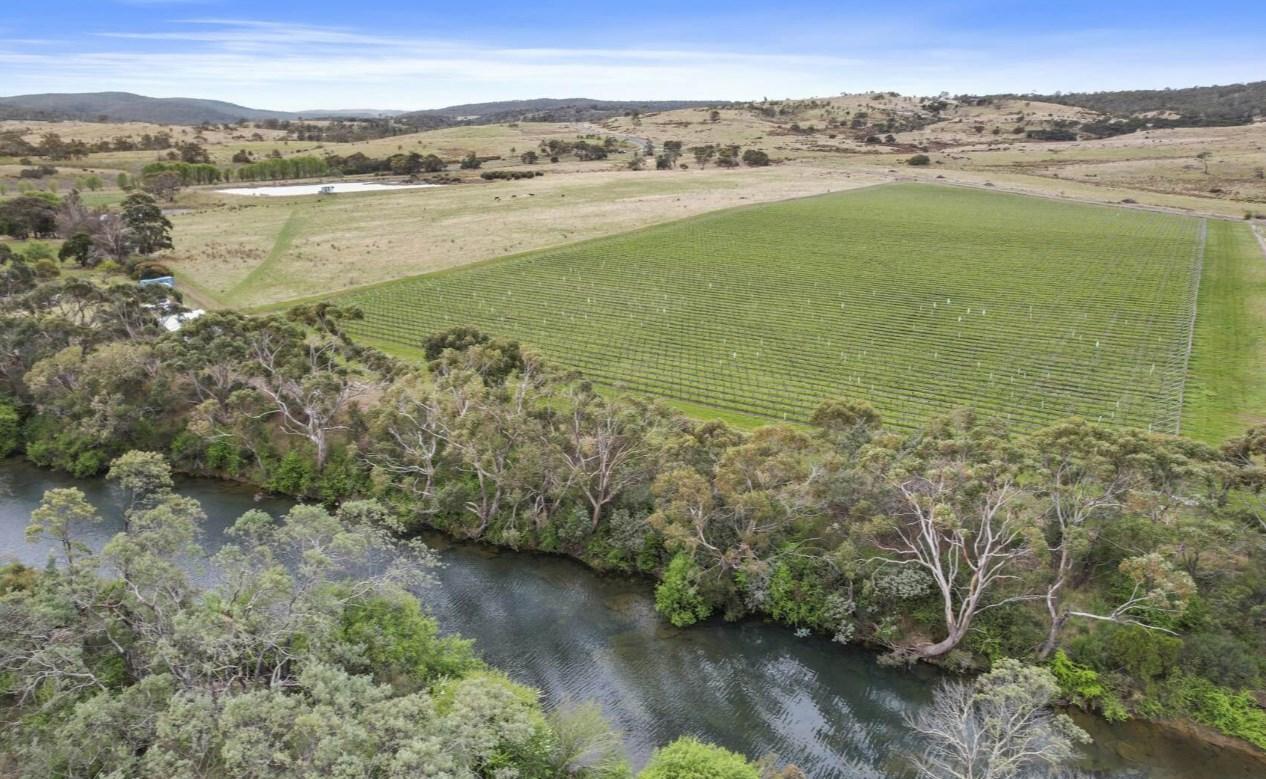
xmin=1181 ymin=221 xmax=1266 ymax=442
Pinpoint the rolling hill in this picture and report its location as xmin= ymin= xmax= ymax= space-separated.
xmin=0 ymin=92 xmax=726 ymax=127
xmin=0 ymin=92 xmax=298 ymax=124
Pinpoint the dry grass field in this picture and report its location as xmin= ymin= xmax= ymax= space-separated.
xmin=167 ymin=163 xmax=884 ymax=308
xmin=921 ymin=123 xmax=1266 ymax=205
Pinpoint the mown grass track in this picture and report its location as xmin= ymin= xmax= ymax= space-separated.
xmin=335 ymin=183 xmax=1205 ymax=432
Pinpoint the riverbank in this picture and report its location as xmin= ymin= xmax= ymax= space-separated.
xmin=4 ymin=456 xmax=1265 ymax=777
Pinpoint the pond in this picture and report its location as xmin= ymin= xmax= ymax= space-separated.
xmin=215 ymin=181 xmax=443 ymax=197
xmin=1 ymin=460 xmax=1261 ymax=778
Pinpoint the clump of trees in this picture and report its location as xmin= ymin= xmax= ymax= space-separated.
xmin=687 ymin=145 xmax=771 ymax=168
xmin=538 ymin=137 xmax=619 ymax=162
xmin=0 ymin=193 xmax=59 ymax=239
xmin=481 ymin=170 xmax=544 ymax=181
xmin=320 ymin=151 xmax=446 ymax=176
xmin=0 ymin=190 xmax=171 ymax=268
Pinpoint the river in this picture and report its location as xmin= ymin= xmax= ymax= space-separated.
xmin=1 ymin=460 xmax=1261 ymax=778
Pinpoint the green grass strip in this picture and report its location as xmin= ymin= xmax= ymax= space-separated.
xmin=1182 ymin=220 xmax=1266 ymax=442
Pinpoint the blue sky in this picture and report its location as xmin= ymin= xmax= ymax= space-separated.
xmin=1 ymin=1 xmax=1261 ymax=110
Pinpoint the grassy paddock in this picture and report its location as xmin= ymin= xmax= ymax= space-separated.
xmin=1182 ymin=221 xmax=1266 ymax=441
xmin=333 ymin=183 xmax=1207 ymax=432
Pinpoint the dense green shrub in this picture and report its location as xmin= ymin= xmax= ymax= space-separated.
xmin=167 ymin=429 xmax=206 ymax=469
xmin=267 ymin=449 xmax=317 ymax=496
xmin=1105 ymin=626 xmax=1183 ymax=682
xmin=318 ymin=447 xmax=370 ymax=503
xmin=1179 ymin=633 xmax=1263 ymax=690
xmin=639 ymin=737 xmax=760 ymax=779
xmin=766 ymin=559 xmax=829 ymax=627
xmin=964 ymin=604 xmax=1046 ymax=662
xmin=22 ymin=414 xmax=108 ymax=476
xmin=0 ymin=399 xmax=20 ymax=457
xmin=1166 ymin=675 xmax=1266 ymax=749
xmin=337 ymin=594 xmax=480 ymax=692
xmin=655 ymin=554 xmax=713 ymax=627
xmin=1050 ymin=651 xmax=1129 ymax=722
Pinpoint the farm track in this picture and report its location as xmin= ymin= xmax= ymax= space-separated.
xmin=336 ymin=183 xmax=1204 ymax=432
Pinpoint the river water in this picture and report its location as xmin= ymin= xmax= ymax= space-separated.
xmin=1 ymin=460 xmax=1261 ymax=778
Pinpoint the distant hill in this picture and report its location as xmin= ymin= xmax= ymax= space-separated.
xmin=0 ymin=92 xmax=725 ymax=128
xmin=399 ymin=98 xmax=727 ymax=126
xmin=0 ymin=92 xmax=296 ymax=124
xmin=1010 ymin=81 xmax=1266 ymax=124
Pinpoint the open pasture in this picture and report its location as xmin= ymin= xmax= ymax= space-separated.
xmin=167 ymin=164 xmax=879 ymax=308
xmin=335 ymin=183 xmax=1208 ymax=433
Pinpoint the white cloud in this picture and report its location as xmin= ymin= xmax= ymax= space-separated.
xmin=2 ymin=19 xmax=1263 ymax=110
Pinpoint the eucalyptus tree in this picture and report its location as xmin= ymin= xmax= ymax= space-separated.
xmin=863 ymin=411 xmax=1038 ymax=659
xmin=1026 ymin=420 xmax=1197 ymax=658
xmin=236 ymin=314 xmax=372 ymax=468
xmin=554 ymin=386 xmax=654 ymax=532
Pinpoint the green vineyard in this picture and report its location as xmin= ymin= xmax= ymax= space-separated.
xmin=336 ymin=183 xmax=1206 ymax=432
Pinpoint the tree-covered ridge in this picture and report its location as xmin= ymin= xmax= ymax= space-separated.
xmin=1003 ymin=80 xmax=1266 ymax=126
xmin=2 ymin=269 xmax=1266 ymax=758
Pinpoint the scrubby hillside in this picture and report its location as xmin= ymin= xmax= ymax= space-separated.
xmin=400 ymin=98 xmax=725 ymax=126
xmin=1006 ymin=81 xmax=1266 ymax=125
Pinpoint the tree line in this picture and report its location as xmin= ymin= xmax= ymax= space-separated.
xmin=1 ymin=272 xmax=1265 ymax=759
xmin=0 ymin=130 xmax=176 ymax=161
